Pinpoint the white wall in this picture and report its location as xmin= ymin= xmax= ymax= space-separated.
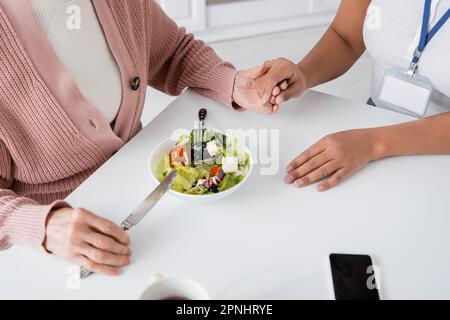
xmin=157 ymin=0 xmax=339 ymax=42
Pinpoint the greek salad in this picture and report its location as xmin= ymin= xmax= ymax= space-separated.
xmin=156 ymin=130 xmax=250 ymax=195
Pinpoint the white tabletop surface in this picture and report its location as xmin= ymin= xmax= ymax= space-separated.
xmin=1 ymin=89 xmax=449 ymax=300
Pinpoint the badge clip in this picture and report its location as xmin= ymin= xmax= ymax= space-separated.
xmin=407 ymin=49 xmax=422 ymax=77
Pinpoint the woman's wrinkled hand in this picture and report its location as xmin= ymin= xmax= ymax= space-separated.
xmin=44 ymin=207 xmax=131 ymax=276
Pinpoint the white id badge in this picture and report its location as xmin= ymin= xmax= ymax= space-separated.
xmin=378 ymin=67 xmax=433 ymax=117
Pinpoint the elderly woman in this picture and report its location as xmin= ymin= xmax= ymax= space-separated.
xmin=0 ymin=0 xmax=273 ymax=276
xmin=255 ymin=0 xmax=450 ymax=192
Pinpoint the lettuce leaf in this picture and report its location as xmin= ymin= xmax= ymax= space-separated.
xmin=156 ymin=153 xmax=171 ymax=182
xmin=171 ymin=174 xmax=194 ymax=193
xmin=185 ymin=186 xmax=210 ymax=195
xmin=218 ymin=173 xmax=244 ymax=192
xmin=170 ymin=165 xmax=210 ymax=193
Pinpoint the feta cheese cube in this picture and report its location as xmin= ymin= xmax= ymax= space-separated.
xmin=222 ymin=157 xmax=238 ymax=173
xmin=206 ymin=140 xmax=219 ymax=157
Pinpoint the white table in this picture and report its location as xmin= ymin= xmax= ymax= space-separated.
xmin=1 ymin=90 xmax=450 ymax=300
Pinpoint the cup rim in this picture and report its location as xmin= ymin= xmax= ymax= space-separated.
xmin=139 ymin=277 xmax=210 ymax=300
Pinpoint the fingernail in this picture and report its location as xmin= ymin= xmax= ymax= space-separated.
xmin=317 ymin=184 xmax=326 ymax=192
xmin=284 ymin=175 xmax=294 ymax=184
xmin=286 ymin=166 xmax=293 ymax=173
xmin=295 ymin=179 xmax=306 ymax=188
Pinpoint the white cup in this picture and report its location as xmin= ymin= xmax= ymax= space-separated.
xmin=139 ymin=276 xmax=210 ymax=300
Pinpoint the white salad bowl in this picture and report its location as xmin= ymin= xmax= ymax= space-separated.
xmin=149 ymin=137 xmax=253 ymax=203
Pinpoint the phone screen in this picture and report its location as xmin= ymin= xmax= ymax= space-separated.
xmin=329 ymin=253 xmax=380 ymax=300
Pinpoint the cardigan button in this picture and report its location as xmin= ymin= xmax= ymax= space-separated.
xmin=131 ymin=77 xmax=141 ymax=91
xmin=88 ymin=119 xmax=97 ymax=129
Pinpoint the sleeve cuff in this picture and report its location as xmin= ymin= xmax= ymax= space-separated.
xmin=205 ymin=63 xmax=240 ymax=109
xmin=4 ymin=200 xmax=71 ymax=252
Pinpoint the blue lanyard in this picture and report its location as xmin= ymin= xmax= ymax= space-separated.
xmin=409 ymin=0 xmax=450 ymax=75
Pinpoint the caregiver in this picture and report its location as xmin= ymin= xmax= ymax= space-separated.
xmin=255 ymin=0 xmax=450 ymax=192
xmin=0 ymin=0 xmax=274 ymax=276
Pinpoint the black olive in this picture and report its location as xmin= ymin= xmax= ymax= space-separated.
xmin=210 ymin=185 xmax=219 ymax=193
xmin=198 ymin=108 xmax=207 ymax=121
xmin=192 ymin=181 xmax=197 ymax=188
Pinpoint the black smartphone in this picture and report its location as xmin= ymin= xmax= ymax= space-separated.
xmin=329 ymin=253 xmax=380 ymax=300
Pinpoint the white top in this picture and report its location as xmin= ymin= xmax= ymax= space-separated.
xmin=31 ymin=0 xmax=123 ymax=123
xmin=364 ymin=0 xmax=450 ymax=116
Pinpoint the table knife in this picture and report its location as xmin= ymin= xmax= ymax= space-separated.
xmin=80 ymin=170 xmax=178 ymax=279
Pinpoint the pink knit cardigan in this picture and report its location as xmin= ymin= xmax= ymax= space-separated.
xmin=0 ymin=0 xmax=237 ymax=251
